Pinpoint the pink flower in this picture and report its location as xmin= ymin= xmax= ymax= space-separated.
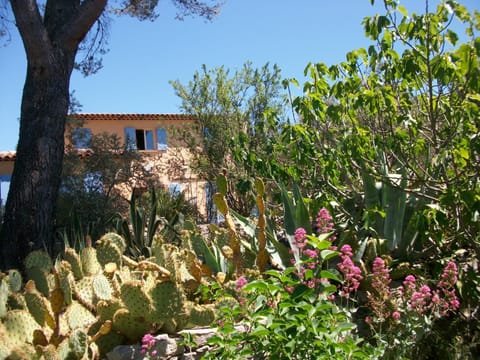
xmin=367 ymin=257 xmax=392 ymax=320
xmin=304 ymin=249 xmax=318 ymax=259
xmin=236 ymin=276 xmax=248 ymax=292
xmin=316 ymin=208 xmax=335 ymax=236
xmin=294 ymin=228 xmax=308 ymax=249
xmin=340 ymin=244 xmax=353 ymax=257
xmin=391 ymin=311 xmax=401 ymax=320
xmin=141 ymin=333 xmax=156 ymax=355
xmin=337 ymin=249 xmax=363 ymax=297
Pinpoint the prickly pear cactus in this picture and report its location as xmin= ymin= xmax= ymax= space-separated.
xmin=63 ymin=248 xmax=83 ymax=280
xmin=66 ymin=301 xmax=96 ymax=330
xmin=96 ymin=237 xmax=123 ymax=268
xmin=0 ymin=277 xmax=8 ymax=319
xmin=7 ymin=269 xmax=22 ymax=292
xmin=92 ymin=273 xmax=114 ymax=301
xmin=187 ymin=302 xmax=216 ymax=328
xmin=24 ymin=280 xmax=55 ymax=329
xmin=3 ymin=310 xmax=41 ymax=346
xmin=119 ymin=280 xmax=154 ymax=318
xmin=81 ymin=245 xmax=101 ymax=276
xmin=112 ymin=308 xmax=151 ymax=342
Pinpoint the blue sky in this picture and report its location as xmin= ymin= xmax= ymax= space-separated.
xmin=0 ymin=0 xmax=478 ymax=154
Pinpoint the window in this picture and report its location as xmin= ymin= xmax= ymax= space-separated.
xmin=73 ymin=128 xmax=92 ymax=149
xmin=156 ymin=128 xmax=168 ymax=150
xmin=59 ymin=172 xmax=103 ymax=194
xmin=84 ymin=172 xmax=103 ymax=193
xmin=205 ymin=182 xmax=224 ymax=224
xmin=168 ymin=183 xmax=182 ymax=196
xmin=0 ymin=174 xmax=11 ymax=209
xmin=125 ymin=127 xmax=167 ymax=151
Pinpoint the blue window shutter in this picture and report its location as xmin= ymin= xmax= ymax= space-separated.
xmin=156 ymin=128 xmax=168 ymax=150
xmin=145 ymin=130 xmax=154 ymax=150
xmin=125 ymin=127 xmax=137 ymax=150
xmin=73 ymin=128 xmax=92 ymax=149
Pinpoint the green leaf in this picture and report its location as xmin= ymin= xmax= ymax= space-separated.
xmin=291 ymin=283 xmax=311 ymax=300
xmin=293 ymin=183 xmax=312 ymax=234
xmin=320 ymin=270 xmax=341 ymax=282
xmin=307 ymin=234 xmax=332 ymax=250
xmin=216 ymin=174 xmax=228 ymax=196
xmin=320 ymin=249 xmax=339 ymax=261
xmin=194 ymin=234 xmax=221 ymax=275
xmin=279 ymin=182 xmax=296 ymax=236
xmin=398 ymin=5 xmax=408 ymax=17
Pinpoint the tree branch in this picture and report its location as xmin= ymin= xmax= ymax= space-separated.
xmin=60 ymin=0 xmax=107 ymax=51
xmin=10 ymin=0 xmax=51 ymax=64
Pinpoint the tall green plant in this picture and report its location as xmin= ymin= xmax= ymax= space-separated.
xmin=113 ymin=190 xmax=163 ymax=259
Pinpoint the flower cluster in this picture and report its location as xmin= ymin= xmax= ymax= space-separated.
xmin=367 ymin=257 xmax=393 ymax=319
xmin=409 ymin=284 xmax=432 ymax=314
xmin=289 ymin=208 xmax=338 ymax=292
xmin=140 ymin=333 xmax=157 ymax=357
xmin=315 ymin=208 xmax=335 ymax=235
xmin=235 ymin=276 xmax=248 ymax=293
xmin=431 ymin=261 xmax=460 ymax=315
xmin=337 ymin=245 xmax=363 ymax=298
xmin=367 ymin=259 xmax=461 ymax=326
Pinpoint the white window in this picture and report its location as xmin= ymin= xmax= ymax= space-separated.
xmin=125 ymin=127 xmax=167 ymax=151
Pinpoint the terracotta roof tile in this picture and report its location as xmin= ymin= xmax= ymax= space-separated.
xmin=0 ymin=149 xmax=93 ymax=161
xmin=0 ymin=151 xmax=16 ymax=161
xmin=70 ymin=113 xmax=194 ymax=121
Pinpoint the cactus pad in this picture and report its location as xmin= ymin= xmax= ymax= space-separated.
xmin=112 ymin=308 xmax=150 ymax=342
xmin=119 ymin=280 xmax=153 ymax=319
xmin=92 ymin=273 xmax=113 ymax=301
xmin=63 ymin=248 xmax=83 ymax=280
xmin=96 ymin=239 xmax=123 ymax=268
xmin=7 ymin=270 xmax=22 ymax=293
xmin=81 ymin=246 xmax=101 ymax=276
xmin=3 ymin=310 xmax=41 ymax=346
xmin=98 ymin=232 xmax=126 ymax=254
xmin=66 ymin=301 xmax=96 ymax=330
xmin=25 ymin=250 xmax=53 ymax=272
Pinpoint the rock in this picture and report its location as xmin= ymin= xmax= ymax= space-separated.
xmin=106 ymin=333 xmax=182 ymax=360
xmin=105 ymin=324 xmax=249 ymax=360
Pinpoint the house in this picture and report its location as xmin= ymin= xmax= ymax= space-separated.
xmin=0 ymin=113 xmax=211 ymax=220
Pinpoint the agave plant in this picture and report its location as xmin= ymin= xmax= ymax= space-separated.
xmin=112 ymin=189 xmax=163 ymax=259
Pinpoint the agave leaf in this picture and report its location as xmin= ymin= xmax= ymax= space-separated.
xmin=293 ymin=183 xmax=312 ymax=234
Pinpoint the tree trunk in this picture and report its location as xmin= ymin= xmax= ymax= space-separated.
xmin=0 ymin=0 xmax=107 ymax=271
xmin=0 ymin=54 xmax=74 ymax=270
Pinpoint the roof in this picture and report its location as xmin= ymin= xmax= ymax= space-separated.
xmin=0 ymin=151 xmax=16 ymax=161
xmin=0 ymin=113 xmax=195 ymax=160
xmin=69 ymin=113 xmax=194 ymax=121
xmin=0 ymin=149 xmax=93 ymax=162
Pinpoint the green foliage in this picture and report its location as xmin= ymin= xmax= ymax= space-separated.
xmin=206 ymin=272 xmax=380 ymax=359
xmin=171 ymin=62 xmax=288 ymax=215
xmin=57 ymin=129 xmax=157 ymax=246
